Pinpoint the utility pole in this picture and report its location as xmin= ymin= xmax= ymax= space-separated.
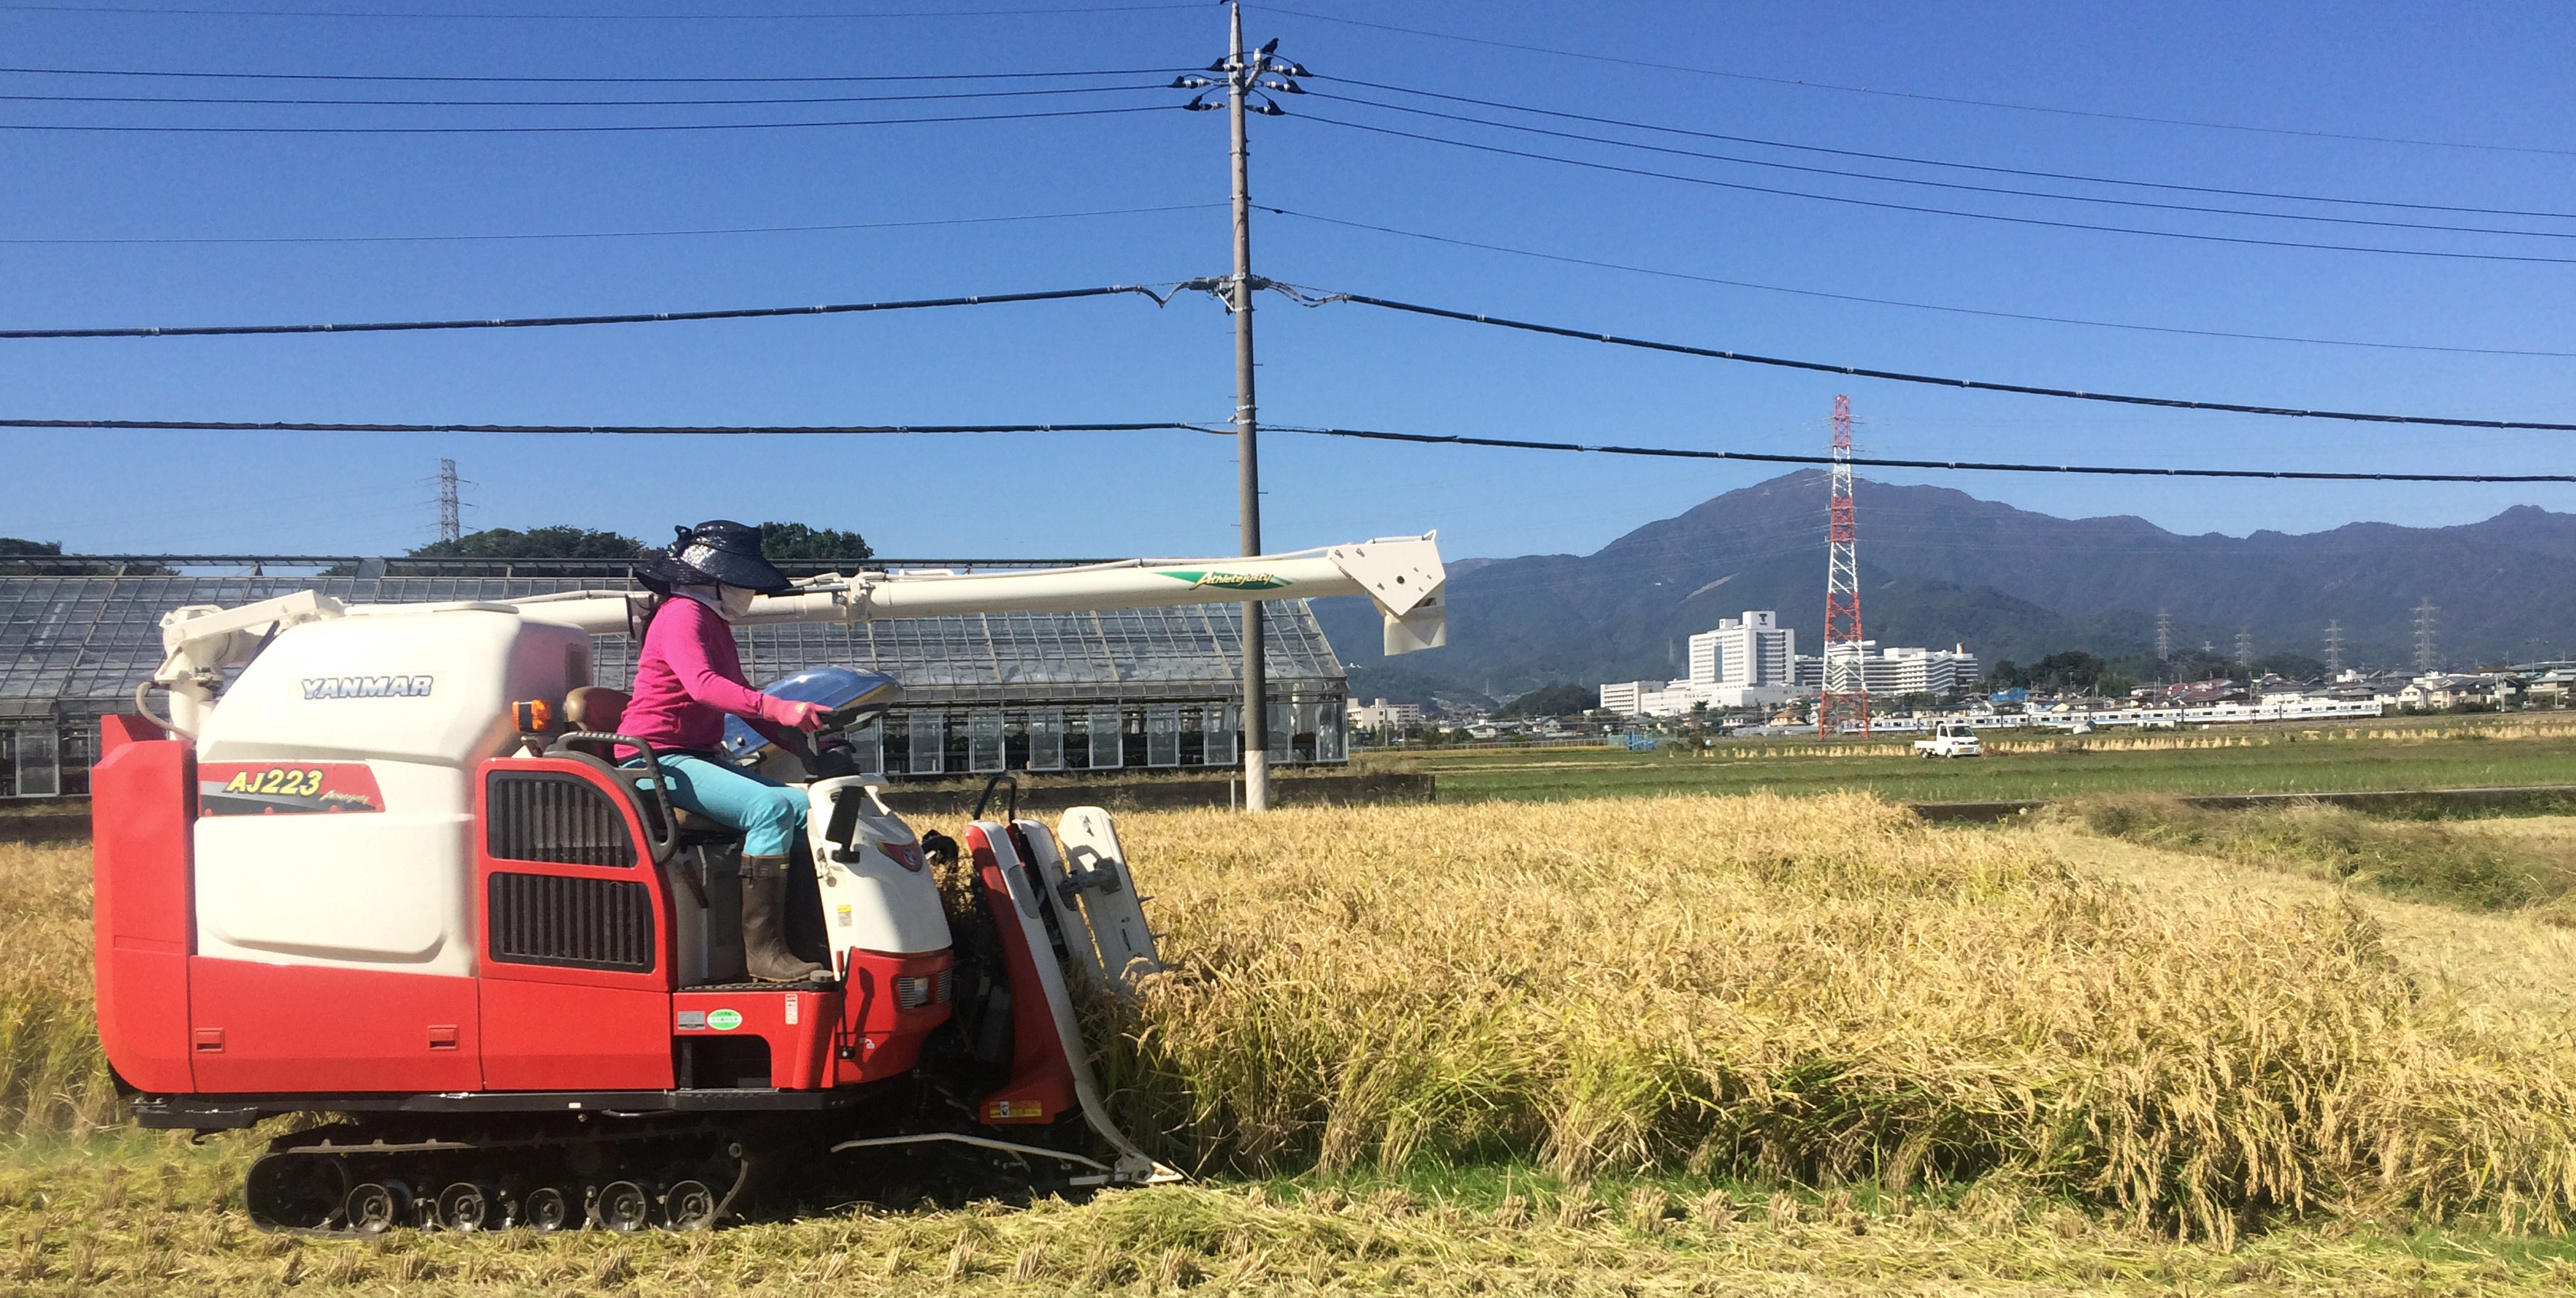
xmin=1181 ymin=4 xmax=1301 ymax=811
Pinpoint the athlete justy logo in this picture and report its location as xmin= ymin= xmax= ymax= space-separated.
xmin=1153 ymin=569 xmax=1288 ymax=592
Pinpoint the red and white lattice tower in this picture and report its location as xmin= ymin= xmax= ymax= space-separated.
xmin=1818 ymin=394 xmax=1871 ymax=737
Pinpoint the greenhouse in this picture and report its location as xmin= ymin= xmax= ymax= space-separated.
xmin=0 ymin=569 xmax=1349 ymax=798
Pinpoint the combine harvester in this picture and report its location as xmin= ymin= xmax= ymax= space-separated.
xmin=88 ymin=537 xmax=1446 ymax=1233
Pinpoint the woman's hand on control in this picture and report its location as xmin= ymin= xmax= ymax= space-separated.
xmin=758 ymin=696 xmax=831 ymax=733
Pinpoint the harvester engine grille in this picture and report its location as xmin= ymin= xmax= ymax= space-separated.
xmin=486 ymin=771 xmax=636 ymax=867
xmin=487 ymin=873 xmax=656 ymax=972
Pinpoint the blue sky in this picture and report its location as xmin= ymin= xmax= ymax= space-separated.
xmin=0 ymin=1 xmax=2570 ymax=561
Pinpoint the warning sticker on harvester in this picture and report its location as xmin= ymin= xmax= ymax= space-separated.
xmin=984 ymin=1099 xmax=1046 ymax=1122
xmin=707 ymin=1009 xmax=742 ymax=1032
xmin=198 ymin=762 xmax=385 ymax=816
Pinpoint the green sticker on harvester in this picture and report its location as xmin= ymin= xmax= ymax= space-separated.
xmin=707 ymin=1009 xmax=742 ymax=1031
xmin=1153 ymin=569 xmax=1288 ymax=592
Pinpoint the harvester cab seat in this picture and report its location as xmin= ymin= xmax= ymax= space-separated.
xmin=560 ymin=686 xmax=733 ymax=841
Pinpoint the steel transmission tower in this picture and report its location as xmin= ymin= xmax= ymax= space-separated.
xmin=2234 ymin=629 xmax=2255 ymax=679
xmin=436 ymin=459 xmax=462 ymax=544
xmin=1818 ymin=395 xmax=1870 ymax=737
xmin=2414 ymin=598 xmax=2439 ymax=673
xmin=2154 ymin=609 xmax=2172 ymax=661
xmin=2324 ymin=620 xmax=2345 ymax=673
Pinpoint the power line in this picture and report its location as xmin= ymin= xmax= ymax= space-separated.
xmin=0 ymin=201 xmax=1222 ymax=245
xmin=1267 ymin=207 xmax=2576 ymax=358
xmin=0 ymin=62 xmax=1179 ymax=84
xmin=1255 ymin=4 xmax=2576 ymax=160
xmin=0 ymin=101 xmax=1171 ymax=134
xmin=0 ymin=2 xmax=1197 ymax=17
xmin=1309 ymin=87 xmax=2576 ymax=241
xmin=11 ymin=413 xmax=2569 ymax=482
xmin=1284 ymin=284 xmax=2576 ymax=432
xmin=0 ymin=80 xmax=1169 ymax=108
xmin=0 ymin=417 xmax=1208 ymax=433
xmin=1292 ymin=112 xmax=2576 ymax=266
xmin=1262 ymin=424 xmax=2576 ymax=483
xmin=1315 ymin=76 xmax=2576 ymax=223
xmin=0 ymin=281 xmax=1206 ymax=339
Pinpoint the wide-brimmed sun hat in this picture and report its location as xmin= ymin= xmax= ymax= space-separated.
xmin=634 ymin=519 xmax=793 ymax=595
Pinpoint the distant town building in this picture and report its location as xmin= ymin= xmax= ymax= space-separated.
xmin=1600 ymin=610 xmax=1804 ymax=717
xmin=1790 ymin=642 xmax=1979 ymax=698
xmin=1346 ymin=697 xmax=1425 ymax=730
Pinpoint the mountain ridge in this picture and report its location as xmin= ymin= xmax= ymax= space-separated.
xmin=1314 ymin=472 xmax=2576 ymax=703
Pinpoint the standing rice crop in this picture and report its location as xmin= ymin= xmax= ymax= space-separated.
xmin=1105 ymin=794 xmax=2576 ymax=1242
xmin=0 ymin=843 xmax=119 ymax=1140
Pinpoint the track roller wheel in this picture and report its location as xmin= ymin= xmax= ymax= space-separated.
xmin=662 ymin=1179 xmax=719 ymax=1232
xmin=344 ymin=1180 xmax=413 ymax=1234
xmin=245 ymin=1153 xmax=346 ymax=1232
xmin=519 ymin=1185 xmax=575 ymax=1233
xmin=591 ymin=1180 xmax=654 ymax=1233
xmin=436 ymin=1181 xmax=501 ymax=1233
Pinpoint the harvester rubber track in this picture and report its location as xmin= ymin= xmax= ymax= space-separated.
xmin=244 ymin=1117 xmax=758 ymax=1236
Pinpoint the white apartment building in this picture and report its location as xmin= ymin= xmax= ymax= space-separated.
xmin=1791 ymin=642 xmax=1980 ymax=697
xmin=1600 ymin=611 xmax=1802 ymax=717
xmin=1346 ymin=697 xmax=1425 ymax=729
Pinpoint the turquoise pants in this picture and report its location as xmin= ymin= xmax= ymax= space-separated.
xmin=629 ymin=752 xmax=806 ymax=857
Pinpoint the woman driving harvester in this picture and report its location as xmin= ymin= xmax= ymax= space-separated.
xmin=624 ymin=520 xmax=833 ymax=983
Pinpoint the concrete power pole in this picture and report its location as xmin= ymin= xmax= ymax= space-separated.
xmin=1181 ymin=4 xmax=1301 ymax=810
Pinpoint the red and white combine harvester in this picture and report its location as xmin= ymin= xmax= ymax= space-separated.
xmin=89 ymin=538 xmax=1445 ymax=1233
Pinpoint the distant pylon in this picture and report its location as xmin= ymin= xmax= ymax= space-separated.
xmin=2413 ymin=597 xmax=2439 ymax=673
xmin=2154 ymin=609 xmax=2172 ymax=660
xmin=2324 ymin=620 xmax=2345 ymax=673
xmin=2234 ymin=629 xmax=2254 ymax=678
xmin=437 ymin=458 xmax=463 ymax=544
xmin=1818 ymin=395 xmax=1870 ymax=737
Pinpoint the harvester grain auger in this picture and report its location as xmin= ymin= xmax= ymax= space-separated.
xmin=89 ymin=537 xmax=1445 ymax=1233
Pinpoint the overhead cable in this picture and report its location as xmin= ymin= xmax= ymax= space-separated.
xmin=1317 ymin=76 xmax=2576 ymax=222
xmin=0 ymin=2 xmax=1197 ymax=17
xmin=0 ymin=418 xmax=1207 ymax=434
xmin=1263 ymin=424 xmax=2576 ymax=483
xmin=1287 ymin=284 xmax=2576 ymax=432
xmin=0 ymin=62 xmax=1181 ymax=84
xmin=1292 ymin=112 xmax=2576 ymax=266
xmin=11 ymin=413 xmax=2566 ymax=483
xmin=1267 ymin=208 xmax=2576 ymax=358
xmin=0 ymin=81 xmax=1170 ymax=109
xmin=1255 ymin=4 xmax=2576 ymax=159
xmin=0 ymin=282 xmax=1209 ymax=339
xmin=0 ymin=101 xmax=1170 ymax=134
xmin=0 ymin=202 xmax=1222 ymax=245
xmin=1310 ymin=88 xmax=2576 ymax=241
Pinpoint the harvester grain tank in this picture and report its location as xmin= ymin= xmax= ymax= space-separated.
xmin=90 ymin=537 xmax=1446 ymax=1232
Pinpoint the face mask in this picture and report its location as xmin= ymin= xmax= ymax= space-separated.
xmin=717 ymin=584 xmax=758 ymax=620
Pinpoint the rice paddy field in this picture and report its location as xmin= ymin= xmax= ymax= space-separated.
xmin=17 ymin=791 xmax=2576 ymax=1293
xmin=1386 ymin=715 xmax=2576 ymax=805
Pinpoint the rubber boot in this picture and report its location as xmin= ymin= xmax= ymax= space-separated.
xmin=740 ymin=853 xmax=827 ymax=983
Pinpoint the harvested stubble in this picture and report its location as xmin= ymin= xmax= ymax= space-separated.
xmin=2055 ymin=794 xmax=2576 ymax=917
xmin=1104 ymin=794 xmax=2576 ymax=1242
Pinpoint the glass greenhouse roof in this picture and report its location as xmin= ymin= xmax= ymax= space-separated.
xmin=0 ymin=575 xmax=1346 ymax=719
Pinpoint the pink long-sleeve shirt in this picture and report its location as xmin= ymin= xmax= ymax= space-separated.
xmin=621 ymin=596 xmax=790 ymax=753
